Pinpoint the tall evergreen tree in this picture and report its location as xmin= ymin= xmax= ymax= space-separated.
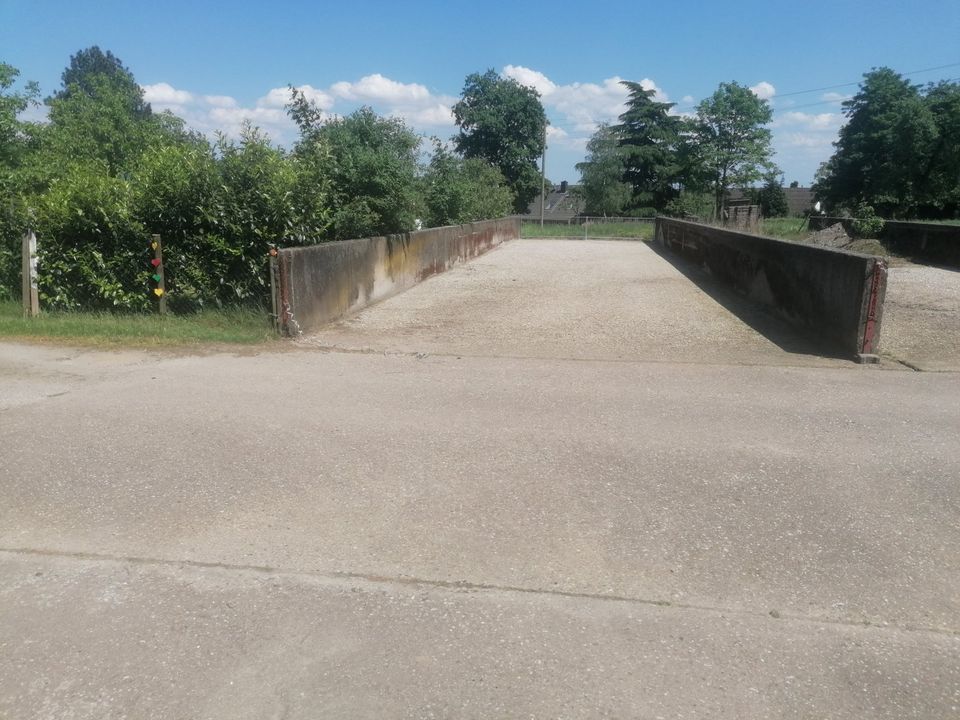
xmin=756 ymin=171 xmax=789 ymax=217
xmin=614 ymin=81 xmax=683 ymax=212
xmin=575 ymin=123 xmax=631 ymax=216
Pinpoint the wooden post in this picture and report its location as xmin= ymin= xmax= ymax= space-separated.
xmin=21 ymin=230 xmax=39 ymax=317
xmin=268 ymin=246 xmax=279 ymax=333
xmin=151 ymin=234 xmax=167 ymax=315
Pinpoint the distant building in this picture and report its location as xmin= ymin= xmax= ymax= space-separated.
xmin=525 ymin=182 xmax=584 ymax=221
xmin=783 ymin=187 xmax=815 ymax=216
xmin=727 ymin=187 xmax=815 ymax=217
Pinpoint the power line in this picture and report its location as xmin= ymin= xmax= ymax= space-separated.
xmin=542 ymin=65 xmax=960 ymax=132
xmin=773 ymin=61 xmax=960 ymax=98
xmin=774 ymin=75 xmax=960 ymax=113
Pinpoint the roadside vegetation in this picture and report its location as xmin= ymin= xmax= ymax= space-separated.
xmin=2 ymin=49 xmax=957 ymax=343
xmin=576 ymin=80 xmax=778 ymax=220
xmin=521 ymin=221 xmax=654 ymax=240
xmin=576 ymin=67 xmax=960 ymax=226
xmin=0 ymin=300 xmax=275 ymax=346
xmin=757 ymin=217 xmax=810 ymax=242
xmin=0 ymin=50 xmax=542 ymax=323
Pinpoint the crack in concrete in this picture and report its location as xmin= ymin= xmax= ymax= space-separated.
xmin=2 ymin=546 xmax=957 ymax=639
xmin=294 ymin=342 xmax=870 ymax=371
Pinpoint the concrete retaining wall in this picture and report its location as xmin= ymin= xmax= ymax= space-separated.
xmin=882 ymin=221 xmax=960 ymax=268
xmin=808 ymin=216 xmax=960 ymax=268
xmin=655 ymin=218 xmax=887 ymax=359
xmin=276 ymin=218 xmax=519 ymax=335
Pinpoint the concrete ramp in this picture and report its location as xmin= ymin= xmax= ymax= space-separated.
xmin=881 ymin=264 xmax=960 ymax=371
xmin=304 ymin=239 xmax=848 ymax=367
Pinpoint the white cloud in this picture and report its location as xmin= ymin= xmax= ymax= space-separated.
xmin=503 ymin=65 xmax=557 ymax=96
xmin=257 ymin=84 xmax=334 ymax=110
xmin=18 ymin=104 xmax=49 ymax=124
xmin=780 ymin=132 xmax=835 ymax=149
xmin=750 ymin=81 xmax=776 ymax=100
xmin=208 ymin=106 xmax=289 ymax=135
xmin=768 ymin=108 xmax=846 ymax=182
xmin=821 ymin=91 xmax=851 ymax=104
xmin=503 ymin=65 xmax=676 ymax=136
xmin=331 ymin=74 xmax=431 ymax=104
xmin=399 ymin=103 xmax=454 ymax=127
xmin=772 ymin=111 xmax=841 ymax=131
xmin=132 ymin=73 xmax=458 ymax=148
xmin=142 ymin=82 xmax=193 ymax=105
xmin=681 ymin=95 xmax=694 ymax=104
xmin=203 ymin=95 xmax=237 ymax=108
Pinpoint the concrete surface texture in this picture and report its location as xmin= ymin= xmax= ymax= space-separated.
xmin=307 ymin=239 xmax=849 ymax=366
xmin=655 ymin=218 xmax=885 ymax=357
xmin=277 ymin=218 xmax=519 ymax=335
xmin=1 ymin=238 xmax=959 ymax=718
xmin=881 ymin=264 xmax=960 ymax=371
xmin=882 ymin=221 xmax=960 ymax=268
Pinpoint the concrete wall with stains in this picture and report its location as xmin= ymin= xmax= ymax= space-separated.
xmin=808 ymin=217 xmax=960 ymax=269
xmin=276 ymin=218 xmax=520 ymax=335
xmin=655 ymin=218 xmax=887 ymax=360
xmin=881 ymin=221 xmax=960 ymax=269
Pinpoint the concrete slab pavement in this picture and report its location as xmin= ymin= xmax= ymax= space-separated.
xmin=1 ymin=238 xmax=958 ymax=717
xmin=305 ymin=239 xmax=851 ymax=367
xmin=3 ymin=552 xmax=958 ymax=720
xmin=881 ymin=264 xmax=960 ymax=371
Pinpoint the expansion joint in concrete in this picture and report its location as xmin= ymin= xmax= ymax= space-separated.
xmin=2 ymin=547 xmax=957 ymax=639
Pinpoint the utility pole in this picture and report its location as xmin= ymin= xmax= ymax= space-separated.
xmin=540 ymin=124 xmax=547 ymax=228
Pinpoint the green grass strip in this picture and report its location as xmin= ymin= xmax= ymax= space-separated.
xmin=521 ymin=222 xmax=654 ymax=239
xmin=0 ymin=300 xmax=276 ymax=347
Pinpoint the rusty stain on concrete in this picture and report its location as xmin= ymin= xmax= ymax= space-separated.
xmin=276 ymin=219 xmax=519 ymax=335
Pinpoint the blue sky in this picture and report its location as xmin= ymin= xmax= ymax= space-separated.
xmin=2 ymin=0 xmax=959 ymax=186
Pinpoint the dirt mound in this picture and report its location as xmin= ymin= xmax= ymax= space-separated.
xmin=807 ymin=222 xmax=852 ymax=248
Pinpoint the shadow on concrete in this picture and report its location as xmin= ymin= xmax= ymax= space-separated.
xmin=648 ymin=242 xmax=851 ymax=362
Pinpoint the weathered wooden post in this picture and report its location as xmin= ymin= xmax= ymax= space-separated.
xmin=21 ymin=230 xmax=39 ymax=317
xmin=150 ymin=234 xmax=167 ymax=315
xmin=268 ymin=245 xmax=279 ymax=333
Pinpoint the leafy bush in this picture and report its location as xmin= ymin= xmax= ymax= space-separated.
xmin=849 ymin=202 xmax=886 ymax=239
xmin=421 ymin=143 xmax=512 ymax=227
xmin=32 ymin=162 xmax=150 ymax=310
xmin=0 ymin=173 xmax=31 ymax=301
xmin=664 ymin=192 xmax=714 ymax=220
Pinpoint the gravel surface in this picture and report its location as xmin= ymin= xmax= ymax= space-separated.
xmin=882 ymin=265 xmax=960 ymax=371
xmin=305 ymin=239 xmax=848 ymax=367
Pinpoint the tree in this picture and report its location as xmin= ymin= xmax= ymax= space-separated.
xmin=453 ymin=69 xmax=547 ymax=213
xmin=756 ymin=171 xmax=789 ymax=217
xmin=813 ymin=68 xmax=938 ymax=218
xmin=0 ymin=62 xmax=40 ymax=169
xmin=917 ymin=80 xmax=960 ymax=218
xmin=615 ymin=81 xmax=685 ymax=213
xmin=0 ymin=62 xmax=41 ymax=299
xmin=28 ymin=48 xmax=187 ymax=183
xmin=53 ymin=46 xmax=151 ymax=118
xmin=421 ymin=141 xmax=513 ymax=228
xmin=693 ymin=82 xmax=774 ymax=219
xmin=303 ymin=106 xmax=421 ymax=240
xmin=575 ymin=123 xmax=631 ymax=216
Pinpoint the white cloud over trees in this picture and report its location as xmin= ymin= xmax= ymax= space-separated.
xmin=140 ymin=67 xmax=847 ymax=184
